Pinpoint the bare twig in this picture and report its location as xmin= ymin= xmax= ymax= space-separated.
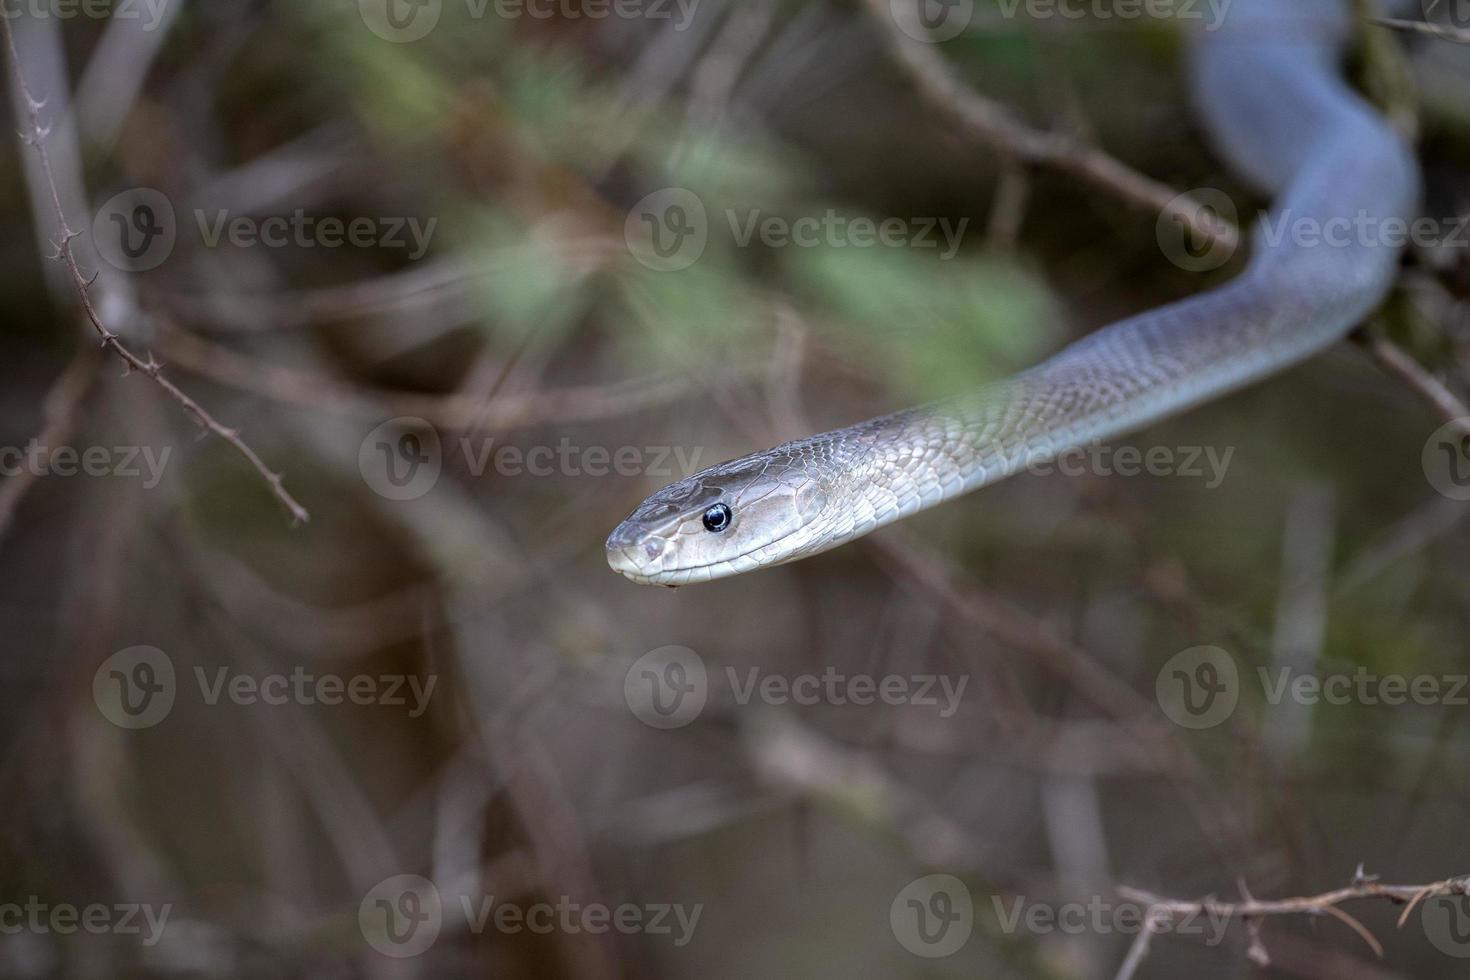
xmin=0 ymin=15 xmax=309 ymax=525
xmin=1112 ymin=907 xmax=1169 ymax=980
xmin=1372 ymin=16 xmax=1470 ymax=46
xmin=1116 ymin=869 xmax=1470 ymax=973
xmin=0 ymin=345 xmax=100 ymax=539
xmin=155 ymin=323 xmax=723 ymax=432
xmin=1354 ymin=330 xmax=1470 ymax=434
xmin=862 ymin=0 xmax=1239 ymax=252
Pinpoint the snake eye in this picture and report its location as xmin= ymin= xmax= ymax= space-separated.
xmin=702 ymin=503 xmax=732 ymax=533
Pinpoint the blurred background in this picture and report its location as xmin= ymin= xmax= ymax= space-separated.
xmin=2 ymin=0 xmax=1470 ymax=977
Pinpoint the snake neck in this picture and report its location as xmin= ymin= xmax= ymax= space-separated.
xmin=797 ymin=0 xmax=1419 ymax=552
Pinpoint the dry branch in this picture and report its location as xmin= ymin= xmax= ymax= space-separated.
xmin=1372 ymin=16 xmax=1470 ymax=45
xmin=862 ymin=0 xmax=1239 ymax=252
xmin=0 ymin=346 xmax=100 ymax=538
xmin=1114 ymin=869 xmax=1470 ymax=979
xmin=0 ymin=15 xmax=309 ymax=525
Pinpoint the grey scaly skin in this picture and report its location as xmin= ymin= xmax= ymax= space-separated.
xmin=607 ymin=0 xmax=1420 ymax=586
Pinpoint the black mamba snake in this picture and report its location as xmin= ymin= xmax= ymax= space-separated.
xmin=607 ymin=0 xmax=1420 ymax=586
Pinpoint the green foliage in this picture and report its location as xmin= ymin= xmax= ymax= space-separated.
xmin=789 ymin=243 xmax=1058 ymax=400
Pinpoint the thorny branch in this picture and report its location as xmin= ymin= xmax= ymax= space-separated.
xmin=0 ymin=15 xmax=309 ymax=525
xmin=861 ymin=0 xmax=1239 ymax=253
xmin=1113 ymin=868 xmax=1470 ymax=979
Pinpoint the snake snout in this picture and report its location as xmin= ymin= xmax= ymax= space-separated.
xmin=605 ymin=520 xmax=671 ymax=581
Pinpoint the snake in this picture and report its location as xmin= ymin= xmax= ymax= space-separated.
xmin=607 ymin=0 xmax=1419 ymax=587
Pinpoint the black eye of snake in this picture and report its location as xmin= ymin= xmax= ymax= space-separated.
xmin=702 ymin=503 xmax=732 ymax=533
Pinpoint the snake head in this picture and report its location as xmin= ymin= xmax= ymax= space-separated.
xmin=606 ymin=443 xmax=834 ymax=586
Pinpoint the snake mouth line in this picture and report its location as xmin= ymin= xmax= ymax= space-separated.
xmin=607 ymin=547 xmax=766 ymax=586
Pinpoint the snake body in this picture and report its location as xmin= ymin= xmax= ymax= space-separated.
xmin=607 ymin=0 xmax=1418 ymax=586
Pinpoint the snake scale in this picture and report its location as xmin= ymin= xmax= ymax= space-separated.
xmin=607 ymin=0 xmax=1419 ymax=586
